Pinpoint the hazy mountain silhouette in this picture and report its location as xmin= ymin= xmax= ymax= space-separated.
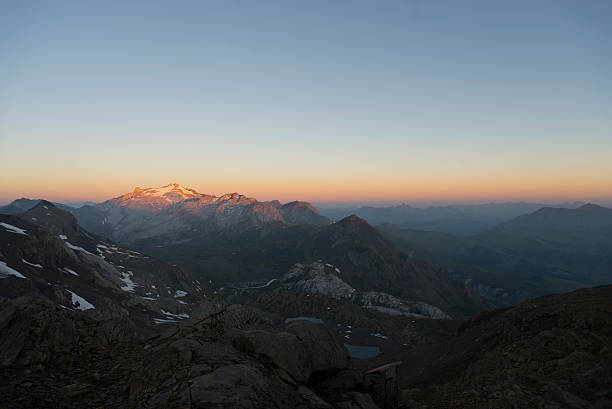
xmin=320 ymin=201 xmax=585 ymax=236
xmin=379 ymin=204 xmax=612 ymax=305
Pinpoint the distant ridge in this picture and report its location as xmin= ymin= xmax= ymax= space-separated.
xmin=318 ymin=201 xmax=587 ymax=236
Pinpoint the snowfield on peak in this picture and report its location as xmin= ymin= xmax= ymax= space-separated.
xmin=127 ymin=183 xmax=212 ymax=202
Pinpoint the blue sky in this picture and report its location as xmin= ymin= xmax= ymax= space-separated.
xmin=1 ymin=0 xmax=611 ymax=203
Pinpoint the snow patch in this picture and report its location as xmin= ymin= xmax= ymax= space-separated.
xmin=174 ymin=290 xmax=188 ymax=298
xmin=0 ymin=261 xmax=26 ymax=279
xmin=152 ymin=318 xmax=178 ymax=324
xmin=59 ymin=235 xmax=67 ymax=240
xmin=67 ymin=290 xmax=94 ymax=310
xmin=22 ymin=259 xmax=43 ymax=268
xmin=0 ymin=222 xmax=27 ymax=235
xmin=240 ymin=279 xmax=277 ymax=289
xmin=119 ymin=271 xmax=137 ymax=292
xmin=65 ymin=241 xmax=94 ymax=256
xmin=61 ymin=267 xmax=79 ymax=276
xmin=162 ymin=310 xmax=189 ymax=319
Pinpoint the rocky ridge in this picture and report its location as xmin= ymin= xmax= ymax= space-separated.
xmin=279 ymin=262 xmax=450 ymax=319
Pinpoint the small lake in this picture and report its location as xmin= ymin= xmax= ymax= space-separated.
xmin=344 ymin=343 xmax=381 ymax=359
xmin=284 ymin=316 xmax=324 ymax=324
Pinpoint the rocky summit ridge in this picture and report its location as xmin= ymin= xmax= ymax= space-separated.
xmin=72 ymin=183 xmax=331 ymax=243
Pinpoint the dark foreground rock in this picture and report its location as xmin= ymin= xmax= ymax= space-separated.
xmin=0 ymin=297 xmax=384 ymax=409
xmin=4 ymin=284 xmax=610 ymax=408
xmin=362 ymin=285 xmax=612 ymax=409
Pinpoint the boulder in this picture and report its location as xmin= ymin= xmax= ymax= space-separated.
xmin=232 ymin=320 xmax=348 ymax=383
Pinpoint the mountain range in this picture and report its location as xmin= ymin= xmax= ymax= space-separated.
xmin=3 ymin=186 xmax=610 ymax=312
xmin=2 ymin=184 xmax=611 ymax=408
xmin=4 ymin=184 xmax=610 ymax=313
xmin=0 ymin=185 xmax=488 ymax=342
xmin=0 ymin=188 xmax=486 ymax=408
xmin=71 ymin=183 xmax=330 ymax=244
xmin=379 ymin=203 xmax=612 ymax=305
xmin=320 ymin=201 xmax=586 ymax=236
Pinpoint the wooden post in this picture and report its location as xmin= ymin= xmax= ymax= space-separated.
xmin=365 ymin=361 xmax=402 ymax=408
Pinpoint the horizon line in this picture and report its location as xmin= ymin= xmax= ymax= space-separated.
xmin=2 ymin=195 xmax=612 ymax=209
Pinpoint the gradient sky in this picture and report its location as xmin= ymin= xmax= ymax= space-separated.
xmin=1 ymin=0 xmax=611 ymax=204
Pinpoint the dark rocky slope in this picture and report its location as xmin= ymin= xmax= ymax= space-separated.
xmin=0 ymin=202 xmax=209 ymax=330
xmin=0 ymin=297 xmax=384 ymax=409
xmin=360 ymin=284 xmax=612 ymax=408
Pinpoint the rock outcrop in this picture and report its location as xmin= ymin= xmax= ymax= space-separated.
xmin=358 ymin=291 xmax=450 ymax=320
xmin=279 ymin=262 xmax=450 ymax=319
xmin=231 ymin=321 xmax=349 ymax=382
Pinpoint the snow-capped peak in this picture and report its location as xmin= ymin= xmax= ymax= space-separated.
xmin=129 ymin=184 xmax=210 ymax=202
xmin=108 ymin=183 xmax=219 ymax=210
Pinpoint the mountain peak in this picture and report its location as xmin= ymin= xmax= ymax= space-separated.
xmin=32 ymin=200 xmax=56 ymax=209
xmin=282 ymin=201 xmax=320 ymax=213
xmin=339 ymin=214 xmax=367 ymax=224
xmin=124 ymin=183 xmax=208 ymax=201
xmin=331 ymin=215 xmax=371 ymax=231
xmin=577 ymin=203 xmax=609 ymax=212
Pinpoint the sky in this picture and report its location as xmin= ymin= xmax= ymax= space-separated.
xmin=1 ymin=0 xmax=611 ymax=204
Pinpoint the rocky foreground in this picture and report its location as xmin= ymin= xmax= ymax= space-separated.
xmin=0 ymin=298 xmax=386 ymax=409
xmin=1 ymin=284 xmax=612 ymax=408
xmin=363 ymin=284 xmax=612 ymax=409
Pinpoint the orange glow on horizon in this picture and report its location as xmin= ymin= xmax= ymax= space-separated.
xmin=2 ymin=172 xmax=611 ymax=205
